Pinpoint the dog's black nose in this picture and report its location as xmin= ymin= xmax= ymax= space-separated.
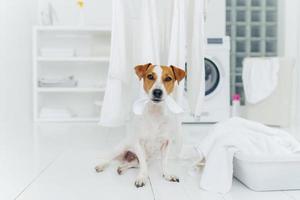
xmin=153 ymin=89 xmax=163 ymax=98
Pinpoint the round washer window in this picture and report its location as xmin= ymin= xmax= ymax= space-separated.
xmin=205 ymin=58 xmax=220 ymax=96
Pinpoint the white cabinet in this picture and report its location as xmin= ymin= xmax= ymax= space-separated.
xmin=33 ymin=26 xmax=111 ymax=122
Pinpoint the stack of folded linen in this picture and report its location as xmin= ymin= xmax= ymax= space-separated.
xmin=39 ymin=106 xmax=76 ymax=119
xmin=38 ymin=76 xmax=78 ymax=87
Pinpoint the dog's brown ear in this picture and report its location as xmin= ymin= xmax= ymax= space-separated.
xmin=171 ymin=65 xmax=186 ymax=84
xmin=134 ymin=63 xmax=152 ymax=80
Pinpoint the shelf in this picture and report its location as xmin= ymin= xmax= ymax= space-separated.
xmin=37 ymin=57 xmax=110 ymax=62
xmin=36 ymin=117 xmax=100 ymax=122
xmin=33 ymin=25 xmax=109 ymax=123
xmin=34 ymin=26 xmax=111 ymax=32
xmin=37 ymin=87 xmax=105 ymax=93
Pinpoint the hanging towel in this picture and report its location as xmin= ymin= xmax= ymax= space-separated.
xmin=197 ymin=117 xmax=300 ymax=193
xmin=100 ymin=0 xmax=206 ymax=127
xmin=242 ymin=57 xmax=280 ymax=104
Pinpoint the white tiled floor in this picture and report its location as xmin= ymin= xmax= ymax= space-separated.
xmin=1 ymin=122 xmax=300 ymax=200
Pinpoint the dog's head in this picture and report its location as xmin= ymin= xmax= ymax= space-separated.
xmin=135 ymin=63 xmax=186 ymax=103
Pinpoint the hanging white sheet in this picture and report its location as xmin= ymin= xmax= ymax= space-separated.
xmin=100 ymin=0 xmax=206 ymax=127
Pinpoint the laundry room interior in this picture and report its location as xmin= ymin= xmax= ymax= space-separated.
xmin=1 ymin=0 xmax=300 ymax=199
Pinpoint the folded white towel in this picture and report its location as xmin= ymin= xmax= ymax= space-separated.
xmin=38 ymin=76 xmax=78 ymax=87
xmin=197 ymin=117 xmax=300 ymax=193
xmin=242 ymin=57 xmax=280 ymax=104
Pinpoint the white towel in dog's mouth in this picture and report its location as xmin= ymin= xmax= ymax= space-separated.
xmin=133 ymin=95 xmax=184 ymax=115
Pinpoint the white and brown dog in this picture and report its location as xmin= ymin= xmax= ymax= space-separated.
xmin=95 ymin=63 xmax=186 ymax=188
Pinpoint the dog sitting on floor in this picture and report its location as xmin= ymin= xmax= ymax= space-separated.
xmin=95 ymin=63 xmax=186 ymax=188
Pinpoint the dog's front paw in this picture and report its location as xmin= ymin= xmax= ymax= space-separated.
xmin=117 ymin=166 xmax=124 ymax=175
xmin=134 ymin=177 xmax=147 ymax=188
xmin=163 ymin=174 xmax=180 ymax=182
xmin=95 ymin=163 xmax=108 ymax=173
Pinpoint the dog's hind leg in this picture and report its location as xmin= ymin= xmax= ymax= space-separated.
xmin=117 ymin=159 xmax=139 ymax=175
xmin=95 ymin=143 xmax=128 ymax=173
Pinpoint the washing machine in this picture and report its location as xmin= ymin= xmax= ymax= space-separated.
xmin=183 ymin=36 xmax=231 ymax=123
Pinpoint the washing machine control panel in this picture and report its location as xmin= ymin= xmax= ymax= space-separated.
xmin=207 ymin=38 xmax=223 ymax=44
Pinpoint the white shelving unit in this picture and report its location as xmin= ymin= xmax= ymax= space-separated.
xmin=33 ymin=26 xmax=111 ymax=122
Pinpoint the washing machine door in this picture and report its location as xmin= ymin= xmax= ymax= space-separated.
xmin=205 ymin=58 xmax=220 ymax=96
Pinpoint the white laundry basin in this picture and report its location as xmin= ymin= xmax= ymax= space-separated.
xmin=233 ymin=152 xmax=300 ymax=191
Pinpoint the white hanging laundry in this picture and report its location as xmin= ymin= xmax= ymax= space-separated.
xmin=100 ymin=0 xmax=206 ymax=127
xmin=186 ymin=0 xmax=206 ymax=117
xmin=99 ymin=0 xmax=135 ymax=127
xmin=166 ymin=0 xmax=186 ymax=107
xmin=242 ymin=57 xmax=280 ymax=104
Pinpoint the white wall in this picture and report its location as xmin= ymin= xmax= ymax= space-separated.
xmin=0 ymin=1 xmax=5 ymax=122
xmin=282 ymin=0 xmax=300 ymax=58
xmin=281 ymin=0 xmax=300 ymax=134
xmin=37 ymin=0 xmax=112 ymax=26
xmin=205 ymin=0 xmax=226 ymax=36
xmin=295 ymin=22 xmax=300 ymax=136
xmin=0 ymin=0 xmax=38 ymax=123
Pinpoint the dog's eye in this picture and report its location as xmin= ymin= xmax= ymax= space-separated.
xmin=164 ymin=76 xmax=172 ymax=82
xmin=147 ymin=74 xmax=154 ymax=80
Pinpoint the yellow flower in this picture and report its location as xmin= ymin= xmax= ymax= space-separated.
xmin=77 ymin=0 xmax=84 ymax=8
